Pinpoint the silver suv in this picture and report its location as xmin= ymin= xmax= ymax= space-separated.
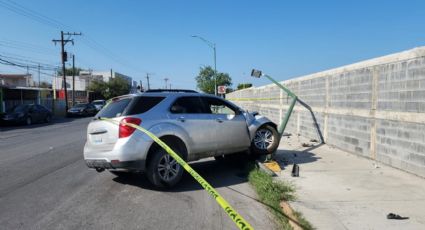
xmin=84 ymin=90 xmax=279 ymax=188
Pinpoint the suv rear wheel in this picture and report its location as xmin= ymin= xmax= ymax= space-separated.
xmin=250 ymin=125 xmax=279 ymax=155
xmin=146 ymin=149 xmax=183 ymax=188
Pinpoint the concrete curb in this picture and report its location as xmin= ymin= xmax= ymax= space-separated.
xmin=255 ymin=160 xmax=277 ymax=177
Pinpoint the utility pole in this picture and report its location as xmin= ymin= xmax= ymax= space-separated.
xmin=164 ymin=78 xmax=169 ymax=89
xmin=139 ymin=80 xmax=143 ymax=92
xmin=146 ymin=73 xmax=151 ymax=90
xmin=72 ymin=54 xmax=75 ymax=106
xmin=38 ymin=64 xmax=40 ymax=87
xmin=38 ymin=64 xmax=41 ymax=104
xmin=52 ymin=31 xmax=82 ymax=113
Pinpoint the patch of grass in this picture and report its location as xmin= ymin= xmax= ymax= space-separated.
xmin=248 ymin=165 xmax=314 ymax=230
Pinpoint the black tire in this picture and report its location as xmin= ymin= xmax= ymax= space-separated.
xmin=146 ymin=148 xmax=184 ymax=188
xmin=250 ymin=125 xmax=279 ymax=155
xmin=26 ymin=116 xmax=32 ymax=126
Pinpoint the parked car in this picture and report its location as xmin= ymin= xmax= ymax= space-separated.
xmin=0 ymin=104 xmax=52 ymax=125
xmin=91 ymin=100 xmax=106 ymax=111
xmin=67 ymin=103 xmax=97 ymax=117
xmin=84 ymin=89 xmax=279 ymax=188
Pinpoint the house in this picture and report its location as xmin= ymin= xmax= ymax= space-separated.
xmin=0 ymin=74 xmax=52 ymax=113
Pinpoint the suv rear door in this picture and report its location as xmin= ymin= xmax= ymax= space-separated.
xmin=86 ymin=97 xmax=132 ymax=151
xmin=86 ymin=96 xmax=166 ymax=152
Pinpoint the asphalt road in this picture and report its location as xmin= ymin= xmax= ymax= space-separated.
xmin=0 ymin=117 xmax=276 ymax=230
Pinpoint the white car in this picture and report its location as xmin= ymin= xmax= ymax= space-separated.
xmin=91 ymin=100 xmax=106 ymax=111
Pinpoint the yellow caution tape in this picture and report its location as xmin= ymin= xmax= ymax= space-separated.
xmin=227 ymin=97 xmax=284 ymax=101
xmin=100 ymin=117 xmax=253 ymax=230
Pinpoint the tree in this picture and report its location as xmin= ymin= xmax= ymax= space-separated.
xmin=87 ymin=77 xmax=130 ymax=99
xmin=87 ymin=79 xmax=108 ymax=97
xmin=237 ymin=83 xmax=252 ymax=90
xmin=57 ymin=67 xmax=83 ymax=76
xmin=107 ymin=77 xmax=131 ymax=98
xmin=195 ymin=66 xmax=232 ymax=94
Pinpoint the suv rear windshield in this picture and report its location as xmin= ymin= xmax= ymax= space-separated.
xmin=96 ymin=96 xmax=164 ymax=118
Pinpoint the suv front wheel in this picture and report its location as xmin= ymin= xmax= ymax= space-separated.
xmin=250 ymin=125 xmax=279 ymax=155
xmin=146 ymin=149 xmax=183 ymax=188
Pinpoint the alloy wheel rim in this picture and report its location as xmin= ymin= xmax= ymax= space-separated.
xmin=254 ymin=129 xmax=273 ymax=150
xmin=157 ymin=154 xmax=180 ymax=182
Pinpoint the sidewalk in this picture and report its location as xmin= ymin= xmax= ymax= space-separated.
xmin=273 ymin=134 xmax=425 ymax=230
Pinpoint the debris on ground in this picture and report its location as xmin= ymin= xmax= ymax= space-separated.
xmin=310 ymin=139 xmax=318 ymax=143
xmin=302 ymin=143 xmax=313 ymax=147
xmin=282 ymin=132 xmax=292 ymax=137
xmin=373 ymin=162 xmax=380 ymax=169
xmin=387 ymin=213 xmax=409 ymax=220
xmin=291 ymin=164 xmax=300 ymax=177
xmin=264 ymin=161 xmax=282 ymax=172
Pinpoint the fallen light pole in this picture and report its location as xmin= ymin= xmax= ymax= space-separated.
xmin=251 ymin=69 xmax=298 ymax=140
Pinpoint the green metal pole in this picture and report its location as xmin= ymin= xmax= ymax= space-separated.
xmin=263 ymin=75 xmax=296 ymax=98
xmin=278 ymin=96 xmax=297 ymax=136
xmin=263 ymin=74 xmax=297 ymax=138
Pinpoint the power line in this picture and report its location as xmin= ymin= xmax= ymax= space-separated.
xmin=0 ymin=59 xmax=56 ymax=78
xmin=0 ymin=38 xmax=57 ymax=54
xmin=0 ymin=54 xmax=58 ymax=69
xmin=0 ymin=0 xmax=70 ymax=29
xmin=0 ymin=0 xmax=146 ymax=74
xmin=0 ymin=57 xmax=57 ymax=71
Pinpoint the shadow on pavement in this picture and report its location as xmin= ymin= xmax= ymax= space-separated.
xmin=274 ymin=143 xmax=324 ymax=169
xmin=112 ymin=156 xmax=253 ymax=192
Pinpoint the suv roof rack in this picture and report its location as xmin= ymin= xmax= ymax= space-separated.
xmin=145 ymin=89 xmax=198 ymax=93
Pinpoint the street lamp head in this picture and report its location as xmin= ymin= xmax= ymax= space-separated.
xmin=251 ymin=69 xmax=262 ymax=78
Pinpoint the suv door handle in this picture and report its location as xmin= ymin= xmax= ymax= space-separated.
xmin=177 ymin=117 xmax=185 ymax=122
xmin=216 ymin=118 xmax=223 ymax=123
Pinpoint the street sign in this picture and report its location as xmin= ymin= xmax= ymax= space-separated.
xmin=218 ymin=85 xmax=226 ymax=94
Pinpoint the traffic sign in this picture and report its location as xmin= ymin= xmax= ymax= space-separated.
xmin=218 ymin=85 xmax=226 ymax=94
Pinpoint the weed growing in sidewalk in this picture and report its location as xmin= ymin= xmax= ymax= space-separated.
xmin=248 ymin=165 xmax=313 ymax=230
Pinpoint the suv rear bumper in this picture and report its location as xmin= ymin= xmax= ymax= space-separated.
xmin=85 ymin=159 xmax=145 ymax=171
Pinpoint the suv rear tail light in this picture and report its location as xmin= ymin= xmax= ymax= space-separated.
xmin=119 ymin=117 xmax=142 ymax=138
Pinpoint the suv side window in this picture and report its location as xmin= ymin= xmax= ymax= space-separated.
xmin=126 ymin=96 xmax=165 ymax=115
xmin=170 ymin=96 xmax=207 ymax=114
xmin=201 ymin=97 xmax=238 ymax=115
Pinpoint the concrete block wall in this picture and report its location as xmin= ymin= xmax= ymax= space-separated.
xmin=227 ymin=47 xmax=425 ymax=177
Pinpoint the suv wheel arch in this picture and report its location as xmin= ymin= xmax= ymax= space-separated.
xmin=145 ymin=135 xmax=188 ymax=168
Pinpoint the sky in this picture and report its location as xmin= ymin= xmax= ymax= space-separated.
xmin=0 ymin=0 xmax=424 ymax=90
